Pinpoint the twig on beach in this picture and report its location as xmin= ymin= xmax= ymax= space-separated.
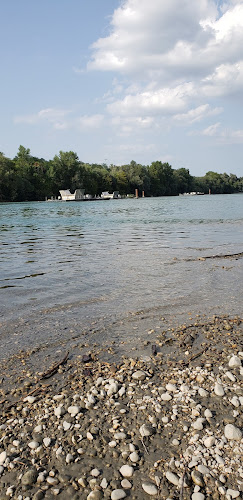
xmin=179 ymin=465 xmax=187 ymax=500
xmin=141 ymin=436 xmax=149 ymax=454
xmin=40 ymin=351 xmax=69 ymax=379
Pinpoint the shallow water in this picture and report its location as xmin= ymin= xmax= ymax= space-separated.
xmin=0 ymin=194 xmax=243 ymax=360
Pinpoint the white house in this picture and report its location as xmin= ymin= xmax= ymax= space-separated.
xmin=59 ymin=189 xmax=85 ymax=201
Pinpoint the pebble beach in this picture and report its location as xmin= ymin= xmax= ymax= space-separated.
xmin=0 ymin=315 xmax=242 ymax=500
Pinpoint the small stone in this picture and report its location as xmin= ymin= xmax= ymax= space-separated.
xmin=192 ymin=418 xmax=205 ymax=431
xmin=119 ymin=465 xmax=134 ymax=477
xmin=165 ymin=471 xmax=179 ymax=486
xmin=0 ymin=452 xmax=7 ymax=465
xmin=139 ymin=424 xmax=154 ymax=437
xmin=43 ymin=437 xmax=51 ymax=447
xmin=191 ymin=470 xmax=204 ymax=487
xmin=142 ymin=482 xmax=158 ymax=495
xmin=87 ymin=491 xmax=103 ymax=500
xmin=54 ymin=406 xmax=65 ymax=417
xmin=63 ymin=421 xmax=71 ymax=431
xmin=191 ymin=494 xmax=205 ymax=500
xmin=197 ymin=465 xmax=210 ymax=475
xmin=91 ymin=468 xmax=100 ymax=477
xmin=132 ymin=370 xmax=146 ymax=381
xmin=107 ymin=382 xmax=119 ymax=396
xmin=21 ymin=469 xmax=38 ymax=486
xmin=129 ymin=451 xmax=139 ymax=462
xmin=111 ymin=490 xmax=126 ymax=500
xmin=28 ymin=441 xmax=39 ymax=450
xmin=67 ymin=405 xmax=80 ymax=416
xmin=226 ymin=489 xmax=240 ymax=498
xmin=224 ymin=424 xmax=242 ymax=440
xmin=161 ymin=392 xmax=172 ymax=401
xmin=204 ymin=436 xmax=215 ymax=448
xmin=229 ymin=355 xmax=242 ymax=368
xmin=121 ymin=479 xmax=132 ymax=489
xmin=214 ymin=382 xmax=225 ymax=396
xmin=66 ymin=453 xmax=74 ymax=463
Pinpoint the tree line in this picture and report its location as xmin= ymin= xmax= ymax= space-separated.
xmin=0 ymin=145 xmax=242 ymax=202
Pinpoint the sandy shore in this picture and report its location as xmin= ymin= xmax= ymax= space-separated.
xmin=0 ymin=315 xmax=242 ymax=499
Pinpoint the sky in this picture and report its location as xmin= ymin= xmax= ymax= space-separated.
xmin=1 ymin=0 xmax=243 ymax=177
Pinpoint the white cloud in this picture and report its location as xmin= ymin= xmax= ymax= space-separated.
xmin=77 ymin=114 xmax=104 ymax=129
xmin=14 ymin=109 xmax=104 ymax=131
xmin=194 ymin=122 xmax=243 ymax=144
xmin=14 ymin=108 xmax=70 ymax=129
xmin=174 ymin=104 xmax=223 ymax=124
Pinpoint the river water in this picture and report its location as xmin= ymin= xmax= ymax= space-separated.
xmin=0 ymin=194 xmax=243 ymax=361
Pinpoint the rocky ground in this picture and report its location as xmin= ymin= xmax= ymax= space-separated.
xmin=0 ymin=315 xmax=242 ymax=500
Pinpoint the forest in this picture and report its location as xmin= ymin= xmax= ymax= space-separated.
xmin=0 ymin=145 xmax=242 ymax=202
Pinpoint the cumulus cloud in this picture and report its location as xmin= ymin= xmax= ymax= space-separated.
xmin=14 ymin=108 xmax=70 ymax=129
xmin=174 ymin=104 xmax=223 ymax=124
xmin=14 ymin=109 xmax=104 ymax=131
xmin=86 ymin=0 xmax=243 ymax=136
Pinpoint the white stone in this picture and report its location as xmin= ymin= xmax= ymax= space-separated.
xmin=204 ymin=436 xmax=215 ymax=448
xmin=100 ymin=477 xmax=108 ymax=489
xmin=43 ymin=437 xmax=51 ymax=447
xmin=214 ymin=382 xmax=225 ymax=396
xmin=204 ymin=409 xmax=213 ymax=418
xmin=24 ymin=396 xmax=36 ymax=404
xmin=197 ymin=465 xmax=210 ymax=475
xmin=109 ymin=441 xmax=117 ymax=448
xmin=165 ymin=471 xmax=179 ymax=486
xmin=119 ymin=465 xmax=134 ymax=477
xmin=129 ymin=451 xmax=139 ymax=462
xmin=191 ymin=494 xmax=205 ymax=500
xmin=226 ymin=489 xmax=240 ymax=498
xmin=87 ymin=432 xmax=93 ymax=440
xmin=132 ymin=370 xmax=146 ymax=381
xmin=224 ymin=424 xmax=242 ymax=441
xmin=139 ymin=424 xmax=153 ymax=437
xmin=54 ymin=406 xmax=65 ymax=417
xmin=28 ymin=441 xmax=39 ymax=450
xmin=229 ymin=355 xmax=242 ymax=368
xmin=67 ymin=405 xmax=80 ymax=416
xmin=166 ymin=383 xmax=177 ymax=392
xmin=114 ymin=432 xmax=126 ymax=440
xmin=91 ymin=468 xmax=100 ymax=477
xmin=192 ymin=418 xmax=205 ymax=431
xmin=161 ymin=392 xmax=172 ymax=401
xmin=142 ymin=482 xmax=158 ymax=495
xmin=66 ymin=453 xmax=74 ymax=464
xmin=111 ymin=490 xmax=126 ymax=500
xmin=225 ymin=371 xmax=236 ymax=382
xmin=63 ymin=421 xmax=71 ymax=431
xmin=0 ymin=451 xmax=7 ymax=465
xmin=121 ymin=479 xmax=132 ymax=489
xmin=198 ymin=388 xmax=208 ymax=397
xmin=107 ymin=382 xmax=119 ymax=396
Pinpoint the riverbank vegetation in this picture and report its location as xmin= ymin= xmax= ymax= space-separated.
xmin=0 ymin=146 xmax=242 ymax=201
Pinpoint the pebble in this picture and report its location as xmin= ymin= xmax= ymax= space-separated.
xmin=129 ymin=451 xmax=139 ymax=462
xmin=214 ymin=382 xmax=225 ymax=396
xmin=67 ymin=405 xmax=80 ymax=416
xmin=165 ymin=471 xmax=179 ymax=486
xmin=224 ymin=424 xmax=242 ymax=440
xmin=229 ymin=355 xmax=242 ymax=368
xmin=28 ymin=441 xmax=39 ymax=450
xmin=111 ymin=490 xmax=126 ymax=500
xmin=132 ymin=370 xmax=146 ymax=381
xmin=21 ymin=469 xmax=37 ymax=486
xmin=121 ymin=479 xmax=132 ymax=489
xmin=141 ymin=482 xmax=158 ymax=495
xmin=191 ymin=494 xmax=205 ymax=500
xmin=0 ymin=452 xmax=7 ymax=465
xmin=226 ymin=489 xmax=240 ymax=498
xmin=87 ymin=491 xmax=103 ymax=500
xmin=119 ymin=465 xmax=134 ymax=477
xmin=139 ymin=424 xmax=154 ymax=437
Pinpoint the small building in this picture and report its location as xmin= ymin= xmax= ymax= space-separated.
xmin=59 ymin=189 xmax=85 ymax=201
xmin=101 ymin=191 xmax=120 ymax=199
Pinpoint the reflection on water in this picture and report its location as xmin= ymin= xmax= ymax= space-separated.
xmin=0 ymin=195 xmax=242 ymax=357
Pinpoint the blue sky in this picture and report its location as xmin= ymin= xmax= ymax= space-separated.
xmin=1 ymin=0 xmax=243 ymax=177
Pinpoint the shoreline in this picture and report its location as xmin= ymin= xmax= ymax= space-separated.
xmin=0 ymin=315 xmax=242 ymax=499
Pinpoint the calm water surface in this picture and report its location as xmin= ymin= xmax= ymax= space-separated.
xmin=0 ymin=194 xmax=242 ymax=360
